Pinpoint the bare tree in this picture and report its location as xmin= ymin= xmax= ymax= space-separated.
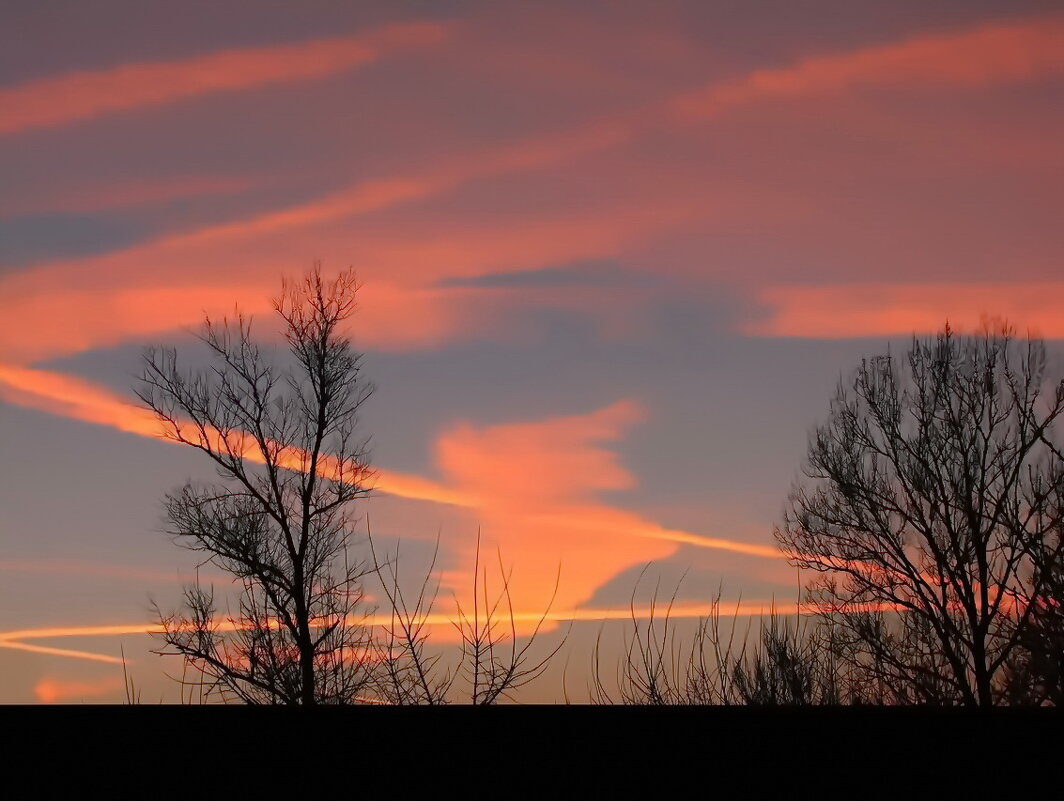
xmin=369 ymin=530 xmax=564 ymax=704
xmin=724 ymin=612 xmax=838 ymax=706
xmin=777 ymin=324 xmax=1064 ymax=707
xmin=590 ymin=568 xmax=690 ymax=705
xmin=137 ymin=265 xmax=375 ymax=705
xmin=1003 ymin=541 xmax=1064 ymax=705
xmin=590 ymin=572 xmax=851 ymax=706
xmin=369 ymin=530 xmax=454 ymax=705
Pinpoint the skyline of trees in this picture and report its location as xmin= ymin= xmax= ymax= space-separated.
xmin=132 ymin=269 xmax=1064 ymax=705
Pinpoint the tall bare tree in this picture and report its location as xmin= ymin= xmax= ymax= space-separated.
xmin=137 ymin=266 xmax=375 ymax=704
xmin=777 ymin=324 xmax=1064 ymax=706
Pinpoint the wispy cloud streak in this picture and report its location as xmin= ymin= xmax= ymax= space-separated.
xmin=0 ymin=600 xmax=816 ymax=665
xmin=0 ymin=363 xmax=779 ymax=561
xmin=0 ymin=22 xmax=447 ymax=135
xmin=671 ymin=15 xmax=1064 ymax=119
xmin=748 ymin=283 xmax=1064 ymax=338
xmin=4 ymin=14 xmax=1061 ymax=364
xmin=0 ymin=639 xmax=124 ymax=664
xmin=0 ymin=361 xmax=783 ymax=561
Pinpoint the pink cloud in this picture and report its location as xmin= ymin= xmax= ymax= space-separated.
xmin=747 ymin=283 xmax=1064 ymax=339
xmin=671 ymin=15 xmax=1064 ymax=119
xmin=0 ymin=22 xmax=448 ymax=135
xmin=4 ymin=13 xmax=1061 ymax=368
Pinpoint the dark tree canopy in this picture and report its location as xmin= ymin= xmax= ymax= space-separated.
xmin=777 ymin=324 xmax=1064 ymax=706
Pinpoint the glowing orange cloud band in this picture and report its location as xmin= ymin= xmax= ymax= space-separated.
xmin=747 ymin=283 xmax=1064 ymax=339
xmin=0 ymin=367 xmax=781 ymax=645
xmin=671 ymin=14 xmax=1064 ymax=119
xmin=0 ymin=600 xmax=843 ymax=665
xmin=0 ymin=598 xmax=909 ymax=655
xmin=0 ymin=640 xmax=125 ymax=665
xmin=5 ymin=15 xmax=1062 ymax=364
xmin=0 ymin=197 xmax=695 ymax=364
xmin=0 ymin=363 xmax=779 ymax=560
xmin=0 ymin=22 xmax=447 ymax=135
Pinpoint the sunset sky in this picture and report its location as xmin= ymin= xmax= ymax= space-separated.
xmin=2 ymin=0 xmax=1063 ymax=703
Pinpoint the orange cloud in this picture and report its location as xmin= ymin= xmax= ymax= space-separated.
xmin=0 ymin=600 xmax=805 ymax=658
xmin=0 ymin=280 xmax=480 ymax=364
xmin=0 ymin=598 xmax=896 ymax=659
xmin=0 ymin=366 xmax=784 ymax=627
xmin=0 ymin=363 xmax=783 ymax=564
xmin=431 ymin=402 xmax=681 ymax=618
xmin=0 ymin=22 xmax=447 ymax=135
xmin=437 ymin=401 xmax=645 ymax=505
xmin=671 ymin=15 xmax=1064 ymax=119
xmin=0 ymin=359 xmax=783 ymax=548
xmin=34 ymin=675 xmax=125 ymax=703
xmin=0 ymin=192 xmax=698 ymax=364
xmin=5 ymin=15 xmax=1060 ymax=366
xmin=0 ymin=640 xmax=124 ymax=664
xmin=0 ymin=595 xmax=911 ymax=671
xmin=0 ymin=361 xmax=466 ymax=510
xmin=0 ymin=623 xmax=160 ymax=641
xmin=0 ymin=362 xmax=163 ymax=437
xmin=0 ymin=366 xmax=783 ymax=647
xmin=746 ymin=283 xmax=1064 ymax=339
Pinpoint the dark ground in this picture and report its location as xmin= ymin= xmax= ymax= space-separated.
xmin=8 ymin=704 xmax=1061 ymax=789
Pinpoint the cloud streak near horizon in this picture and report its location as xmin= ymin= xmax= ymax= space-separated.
xmin=0 ymin=599 xmax=833 ymax=668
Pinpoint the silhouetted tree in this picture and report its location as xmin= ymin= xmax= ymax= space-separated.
xmin=591 ymin=576 xmax=854 ymax=706
xmin=590 ymin=570 xmax=687 ymax=705
xmin=137 ymin=266 xmax=375 ymax=704
xmin=728 ymin=614 xmax=843 ymax=706
xmin=777 ymin=324 xmax=1064 ymax=706
xmin=1003 ymin=543 xmax=1064 ymax=705
xmin=369 ymin=531 xmax=563 ymax=704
